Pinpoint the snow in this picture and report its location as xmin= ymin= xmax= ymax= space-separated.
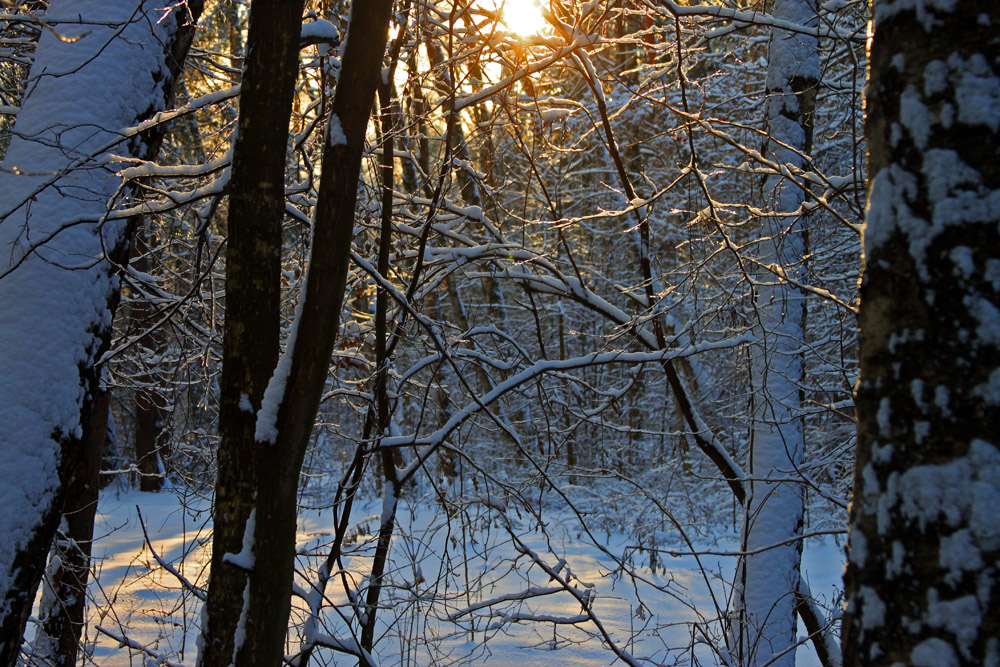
xmin=454 ymin=34 xmax=599 ymax=111
xmin=973 ymin=368 xmax=1000 ymax=406
xmin=985 ymin=259 xmax=1000 ymax=291
xmin=75 ymin=491 xmax=212 ymax=665
xmin=231 ymin=581 xmax=250 ymax=666
xmin=938 ymin=530 xmax=982 ymax=585
xmin=873 ymin=0 xmax=958 ymax=31
xmin=882 ymin=439 xmax=1000 ymax=548
xmin=452 ymin=204 xmax=483 ymax=221
xmin=952 ymin=52 xmax=1000 ymax=132
xmin=949 ymin=246 xmax=975 ymax=278
xmin=876 ymin=397 xmax=892 ymax=436
xmin=300 ymin=19 xmax=338 ymax=43
xmin=864 ymin=164 xmax=915 ymax=256
xmin=539 ymin=107 xmax=573 ymax=122
xmin=256 ymin=273 xmax=308 ymax=444
xmin=850 ymin=530 xmax=867 ymax=566
xmin=380 ymin=486 xmax=399 ymax=530
xmin=924 ymin=149 xmax=999 ymax=225
xmin=327 ymin=113 xmax=347 ymax=147
xmin=934 ymin=385 xmax=952 ymax=415
xmin=900 ymin=85 xmax=932 ymax=149
xmin=380 ymin=337 xmax=752 ymax=484
xmin=0 ymin=0 xmax=180 ymax=621
xmin=885 ymin=540 xmax=905 ymax=578
xmin=857 ymin=586 xmax=886 ymax=629
xmin=222 ymin=510 xmax=256 ymax=571
xmin=969 ymin=296 xmax=1000 ymax=347
xmin=865 ymin=34 xmax=1000 ymax=276
xmin=865 ymin=149 xmax=1000 ymax=266
xmin=923 ymin=59 xmax=949 ymax=95
xmin=71 ymin=489 xmax=844 ymax=666
xmin=911 ymin=637 xmax=959 ymax=667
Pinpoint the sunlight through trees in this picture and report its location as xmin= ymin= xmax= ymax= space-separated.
xmin=0 ymin=0 xmax=993 ymax=665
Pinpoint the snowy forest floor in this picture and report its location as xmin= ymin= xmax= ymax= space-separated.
xmin=43 ymin=487 xmax=844 ymax=666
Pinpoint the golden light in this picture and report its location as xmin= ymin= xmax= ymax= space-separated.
xmin=501 ymin=0 xmax=547 ymax=38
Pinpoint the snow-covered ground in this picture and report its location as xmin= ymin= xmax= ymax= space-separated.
xmin=67 ymin=488 xmax=844 ymax=666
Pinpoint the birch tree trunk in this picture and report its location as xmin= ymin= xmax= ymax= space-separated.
xmin=738 ymin=0 xmax=818 ymax=664
xmin=843 ymin=1 xmax=1000 ymax=664
xmin=0 ymin=2 xmax=200 ymax=662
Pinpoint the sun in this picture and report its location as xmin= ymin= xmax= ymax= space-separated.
xmin=501 ymin=0 xmax=547 ymax=38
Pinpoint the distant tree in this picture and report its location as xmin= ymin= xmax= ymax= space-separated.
xmin=736 ymin=0 xmax=818 ymax=663
xmin=843 ymin=1 xmax=1000 ymax=664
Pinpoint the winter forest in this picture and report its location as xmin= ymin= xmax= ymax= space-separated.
xmin=0 ymin=0 xmax=997 ymax=665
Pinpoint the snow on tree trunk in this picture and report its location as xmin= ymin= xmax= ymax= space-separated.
xmin=843 ymin=2 xmax=1000 ymax=664
xmin=0 ymin=2 xmax=195 ymax=662
xmin=737 ymin=0 xmax=818 ymax=664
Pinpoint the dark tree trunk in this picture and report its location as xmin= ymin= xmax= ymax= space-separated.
xmin=32 ymin=390 xmax=110 ymax=666
xmin=135 ymin=386 xmax=167 ymax=491
xmin=240 ymin=2 xmax=393 ymax=664
xmin=131 ymin=230 xmax=168 ymax=493
xmin=197 ymin=0 xmax=303 ymax=663
xmin=843 ymin=2 xmax=1000 ymax=664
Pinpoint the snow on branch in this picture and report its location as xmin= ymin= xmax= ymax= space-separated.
xmin=388 ymin=336 xmax=752 ymax=478
xmin=446 ymin=586 xmax=565 ymax=621
xmin=652 ymin=0 xmax=865 ymax=43
xmin=94 ymin=625 xmax=187 ymax=667
xmin=136 ymin=507 xmax=206 ymax=601
xmin=509 ymin=533 xmax=642 ymax=667
xmin=454 ymin=34 xmax=599 ymax=111
xmin=303 ymin=632 xmax=378 ymax=665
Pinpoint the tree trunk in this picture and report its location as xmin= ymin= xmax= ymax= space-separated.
xmin=736 ymin=1 xmax=817 ymax=664
xmin=31 ymin=389 xmax=109 ymax=667
xmin=131 ymin=230 xmax=168 ymax=493
xmin=843 ymin=2 xmax=1000 ymax=664
xmin=0 ymin=2 xmax=201 ymax=662
xmin=237 ymin=2 xmax=393 ymax=665
xmin=197 ymin=0 xmax=303 ymax=663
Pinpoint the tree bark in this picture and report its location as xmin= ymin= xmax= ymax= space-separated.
xmin=197 ymin=0 xmax=303 ymax=663
xmin=843 ymin=2 xmax=1000 ymax=664
xmin=31 ymin=389 xmax=109 ymax=667
xmin=131 ymin=230 xmax=168 ymax=493
xmin=238 ymin=2 xmax=393 ymax=665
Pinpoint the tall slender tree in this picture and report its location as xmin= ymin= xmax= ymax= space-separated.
xmin=844 ymin=1 xmax=1000 ymax=664
xmin=239 ymin=1 xmax=393 ymax=661
xmin=735 ymin=0 xmax=818 ymax=664
xmin=197 ymin=0 xmax=304 ymax=664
